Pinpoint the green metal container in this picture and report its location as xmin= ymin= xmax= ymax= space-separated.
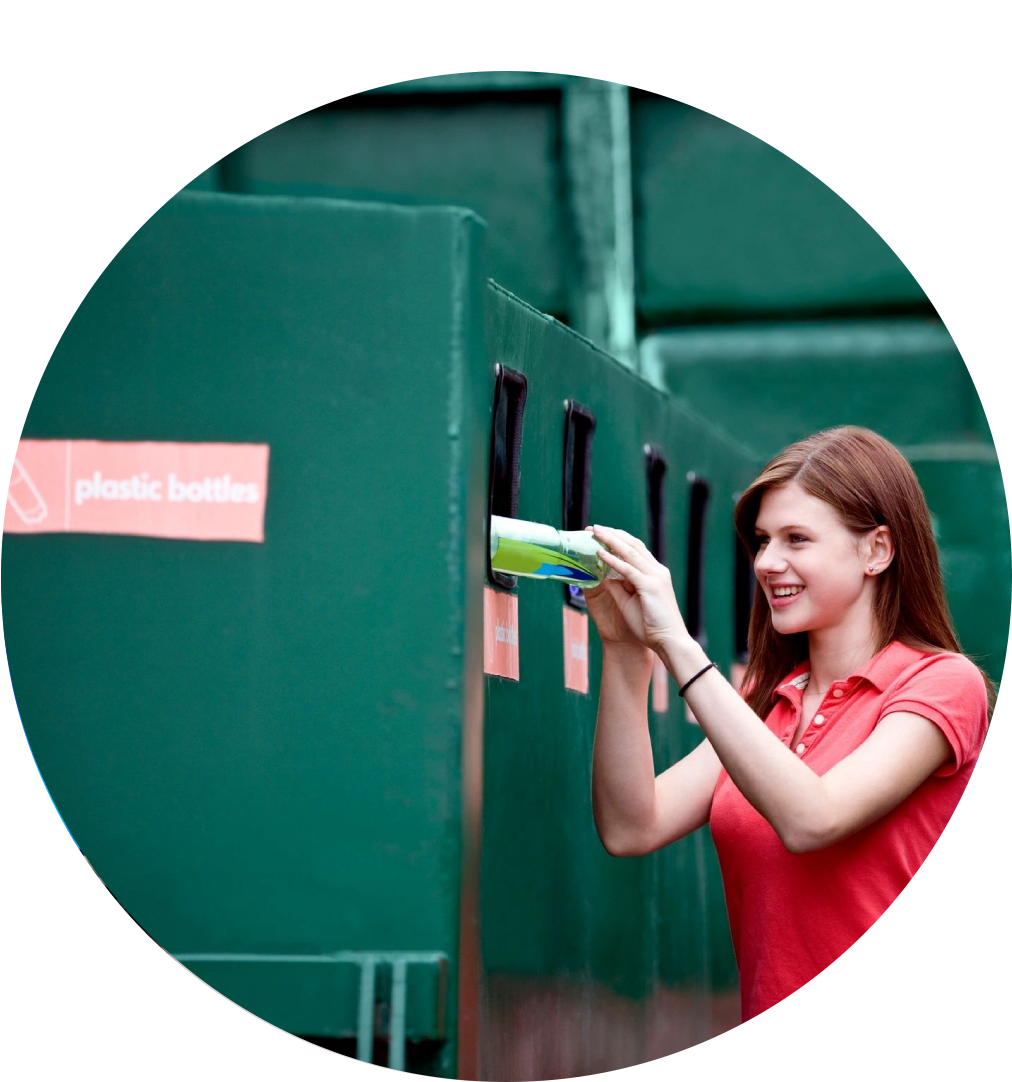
xmin=4 ymin=191 xmax=489 ymax=1075
xmin=477 ymin=285 xmax=756 ymax=1076
xmin=5 ymin=190 xmax=760 ymax=1078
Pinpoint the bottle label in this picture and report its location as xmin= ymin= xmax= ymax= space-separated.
xmin=483 ymin=587 xmax=519 ymax=680
xmin=491 ymin=536 xmax=598 ymax=582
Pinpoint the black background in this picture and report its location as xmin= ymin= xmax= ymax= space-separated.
xmin=9 ymin=14 xmax=1004 ymax=1073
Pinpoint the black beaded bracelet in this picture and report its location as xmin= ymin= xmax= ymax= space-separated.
xmin=678 ymin=661 xmax=717 ymax=697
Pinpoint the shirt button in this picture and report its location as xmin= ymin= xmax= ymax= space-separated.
xmin=796 ymin=743 xmax=806 ymax=755
xmin=832 ymin=689 xmax=844 ymax=698
xmin=813 ymin=714 xmax=825 ymax=726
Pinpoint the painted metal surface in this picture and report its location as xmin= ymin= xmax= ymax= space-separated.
xmin=205 ymin=77 xmax=639 ymax=366
xmin=4 ymin=191 xmax=489 ymax=1077
xmin=908 ymin=446 xmax=1010 ymax=682
xmin=174 ymin=951 xmax=447 ymax=1062
xmin=641 ymin=319 xmax=988 ymax=451
xmin=194 ymin=77 xmax=939 ymax=353
xmin=479 ymin=285 xmax=755 ymax=1078
xmin=223 ymin=96 xmax=569 ymax=320
xmin=561 ymin=80 xmax=638 ymax=370
xmin=631 ymin=92 xmax=928 ymax=322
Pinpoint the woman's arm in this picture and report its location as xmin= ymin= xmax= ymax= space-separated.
xmin=594 ymin=525 xmax=953 ymax=854
xmin=661 ymin=635 xmax=950 ymax=851
xmin=591 ymin=642 xmax=723 ymax=857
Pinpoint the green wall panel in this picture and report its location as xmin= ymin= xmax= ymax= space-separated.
xmin=185 ymin=162 xmax=223 ymax=191
xmin=641 ymin=319 xmax=986 ymax=451
xmin=224 ymin=97 xmax=568 ymax=318
xmin=208 ymin=81 xmax=939 ymax=344
xmin=910 ymin=446 xmax=1010 ymax=682
xmin=631 ymin=93 xmax=928 ymax=322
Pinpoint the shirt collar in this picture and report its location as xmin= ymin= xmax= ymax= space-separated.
xmin=851 ymin=640 xmax=927 ymax=691
xmin=773 ymin=640 xmax=927 ymax=700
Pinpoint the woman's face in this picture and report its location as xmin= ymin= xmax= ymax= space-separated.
xmin=752 ymin=482 xmax=874 ymax=638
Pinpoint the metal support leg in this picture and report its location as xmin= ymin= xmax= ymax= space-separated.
xmin=389 ymin=958 xmax=408 ymax=1071
xmin=356 ymin=955 xmax=376 ymax=1063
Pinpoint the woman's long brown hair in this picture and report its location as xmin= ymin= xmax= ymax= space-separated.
xmin=733 ymin=426 xmax=996 ymax=719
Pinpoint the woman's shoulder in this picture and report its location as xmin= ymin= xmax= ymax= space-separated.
xmin=876 ymin=643 xmax=989 ymax=773
xmin=877 ymin=642 xmax=988 ymax=721
xmin=884 ymin=643 xmax=985 ymax=687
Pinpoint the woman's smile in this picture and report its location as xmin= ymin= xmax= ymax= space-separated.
xmin=769 ymin=585 xmax=806 ymax=609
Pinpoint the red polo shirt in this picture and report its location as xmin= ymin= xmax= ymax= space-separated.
xmin=709 ymin=640 xmax=989 ymax=1021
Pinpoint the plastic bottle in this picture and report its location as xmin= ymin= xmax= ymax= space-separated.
xmin=489 ymin=515 xmax=623 ymax=586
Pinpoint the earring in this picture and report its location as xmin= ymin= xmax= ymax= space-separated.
xmin=868 ymin=566 xmax=878 ymax=573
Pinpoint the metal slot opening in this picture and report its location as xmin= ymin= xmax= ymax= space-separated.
xmin=734 ymin=521 xmax=755 ymax=665
xmin=685 ymin=473 xmax=711 ymax=650
xmin=562 ymin=400 xmax=597 ymax=608
xmin=645 ymin=445 xmax=667 ymax=564
xmin=487 ymin=364 xmax=529 ymax=590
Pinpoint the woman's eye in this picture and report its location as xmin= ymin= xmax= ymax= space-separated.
xmin=790 ymin=535 xmax=809 ymax=544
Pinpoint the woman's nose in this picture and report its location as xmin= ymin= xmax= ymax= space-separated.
xmin=755 ymin=544 xmax=787 ymax=575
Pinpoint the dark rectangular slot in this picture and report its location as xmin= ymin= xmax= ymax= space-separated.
xmin=487 ymin=364 xmax=528 ymax=590
xmin=645 ymin=445 xmax=667 ymax=564
xmin=562 ymin=400 xmax=596 ymax=608
xmin=685 ymin=473 xmax=710 ymax=650
xmin=734 ymin=527 xmax=756 ymax=663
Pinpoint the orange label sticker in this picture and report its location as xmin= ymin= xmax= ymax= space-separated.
xmin=562 ymin=607 xmax=589 ymax=694
xmin=484 ymin=587 xmax=519 ymax=680
xmin=651 ymin=654 xmax=669 ymax=713
xmin=4 ymin=439 xmax=269 ymax=542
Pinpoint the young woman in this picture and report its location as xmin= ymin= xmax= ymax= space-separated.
xmin=585 ymin=426 xmax=991 ymax=1021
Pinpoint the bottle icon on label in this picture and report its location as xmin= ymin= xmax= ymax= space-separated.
xmin=7 ymin=458 xmax=48 ymax=525
xmin=489 ymin=515 xmax=623 ymax=587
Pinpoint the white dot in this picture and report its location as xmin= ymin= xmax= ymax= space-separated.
xmin=415 ymin=1 xmax=478 ymax=65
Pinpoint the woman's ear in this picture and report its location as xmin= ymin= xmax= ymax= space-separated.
xmin=865 ymin=525 xmax=894 ymax=575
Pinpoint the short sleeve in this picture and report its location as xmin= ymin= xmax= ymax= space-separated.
xmin=879 ymin=652 xmax=989 ymax=776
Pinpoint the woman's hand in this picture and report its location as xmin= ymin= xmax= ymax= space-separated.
xmin=585 ymin=525 xmax=689 ymax=652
